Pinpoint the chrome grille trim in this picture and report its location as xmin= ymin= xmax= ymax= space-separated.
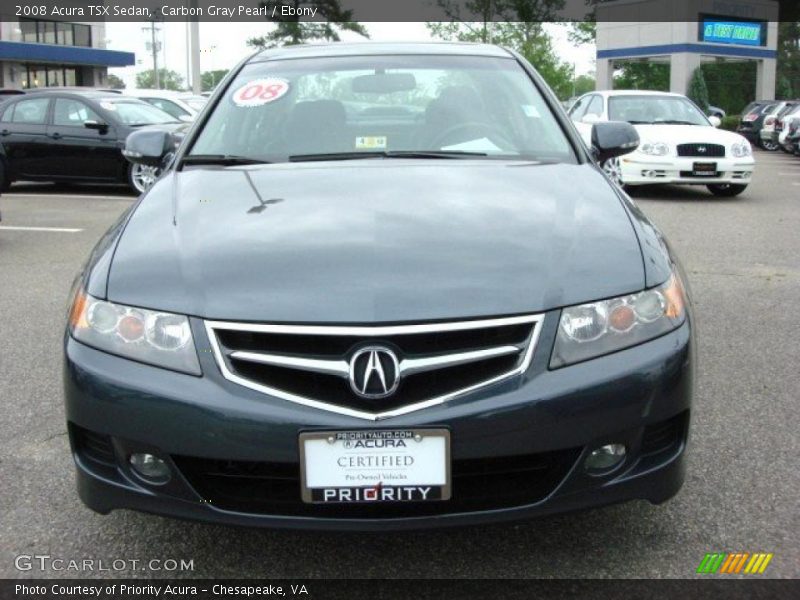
xmin=204 ymin=314 xmax=544 ymax=421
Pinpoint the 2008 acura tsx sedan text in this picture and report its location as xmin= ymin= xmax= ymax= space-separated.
xmin=64 ymin=43 xmax=694 ymax=530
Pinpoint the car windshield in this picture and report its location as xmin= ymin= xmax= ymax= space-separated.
xmin=104 ymin=99 xmax=179 ymax=126
xmin=608 ymin=95 xmax=710 ymax=126
xmin=188 ymin=54 xmax=576 ymax=163
xmin=182 ymin=96 xmax=207 ymax=111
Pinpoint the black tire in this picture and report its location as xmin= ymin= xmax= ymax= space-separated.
xmin=759 ymin=138 xmax=779 ymax=151
xmin=0 ymin=159 xmax=9 ymax=192
xmin=707 ymin=183 xmax=747 ymax=197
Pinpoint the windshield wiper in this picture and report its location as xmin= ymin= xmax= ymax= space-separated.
xmin=653 ymin=120 xmax=698 ymax=125
xmin=289 ymin=150 xmax=487 ymax=162
xmin=181 ymin=155 xmax=271 ymax=166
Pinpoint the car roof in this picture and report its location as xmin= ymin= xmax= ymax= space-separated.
xmin=10 ymin=90 xmax=149 ymax=104
xmin=251 ymin=42 xmax=514 ymax=62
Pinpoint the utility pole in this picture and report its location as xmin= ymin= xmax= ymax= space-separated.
xmin=190 ymin=19 xmax=201 ymax=94
xmin=150 ymin=19 xmax=160 ymax=89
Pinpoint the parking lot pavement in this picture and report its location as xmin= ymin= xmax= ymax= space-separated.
xmin=0 ymin=151 xmax=798 ymax=580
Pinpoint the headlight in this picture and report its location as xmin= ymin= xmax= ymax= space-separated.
xmin=639 ymin=142 xmax=669 ymax=156
xmin=68 ymin=290 xmax=201 ymax=375
xmin=731 ymin=140 xmax=752 ymax=158
xmin=551 ymin=271 xmax=687 ymax=368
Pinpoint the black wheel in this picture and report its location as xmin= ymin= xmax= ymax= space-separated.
xmin=759 ymin=138 xmax=779 ymax=151
xmin=707 ymin=183 xmax=747 ymax=197
xmin=0 ymin=160 xmax=9 ymax=192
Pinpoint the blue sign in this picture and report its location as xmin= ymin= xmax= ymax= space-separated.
xmin=701 ymin=20 xmax=764 ymax=47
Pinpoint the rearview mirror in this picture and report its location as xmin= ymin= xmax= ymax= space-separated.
xmin=84 ymin=120 xmax=108 ymax=133
xmin=591 ymin=121 xmax=639 ymax=163
xmin=123 ymin=129 xmax=174 ymax=167
xmin=351 ymin=73 xmax=416 ymax=94
xmin=709 ymin=115 xmax=721 ymax=128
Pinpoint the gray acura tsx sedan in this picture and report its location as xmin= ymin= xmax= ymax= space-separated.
xmin=64 ymin=42 xmax=694 ymax=530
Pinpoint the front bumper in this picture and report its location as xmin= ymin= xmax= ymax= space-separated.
xmin=620 ymin=154 xmax=754 ymax=186
xmin=64 ymin=316 xmax=693 ymax=530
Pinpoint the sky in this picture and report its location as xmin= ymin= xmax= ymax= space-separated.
xmin=105 ymin=21 xmax=596 ymax=89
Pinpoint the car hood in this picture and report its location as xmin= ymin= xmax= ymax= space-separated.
xmin=107 ymin=161 xmax=646 ymax=323
xmin=633 ymin=124 xmax=747 ymax=147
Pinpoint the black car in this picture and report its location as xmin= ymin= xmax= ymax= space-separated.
xmin=0 ymin=90 xmax=183 ymax=193
xmin=737 ymin=99 xmax=777 ymax=145
xmin=64 ymin=43 xmax=694 ymax=530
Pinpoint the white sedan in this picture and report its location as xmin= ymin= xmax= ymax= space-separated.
xmin=570 ymin=90 xmax=755 ymax=197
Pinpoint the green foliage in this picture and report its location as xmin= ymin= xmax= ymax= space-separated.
xmin=719 ymin=115 xmax=741 ymax=132
xmin=201 ymin=70 xmax=229 ymax=92
xmin=701 ymin=62 xmax=757 ymax=115
xmin=135 ymin=69 xmax=184 ymax=91
xmin=573 ymin=74 xmax=595 ymax=96
xmin=687 ymin=67 xmax=710 ymax=111
xmin=777 ymin=21 xmax=800 ymax=98
xmin=106 ymin=73 xmax=125 ymax=90
xmin=246 ymin=1 xmax=368 ymax=49
xmin=568 ymin=20 xmax=596 ymax=46
xmin=426 ymin=2 xmax=574 ymax=98
xmin=614 ymin=63 xmax=669 ymax=91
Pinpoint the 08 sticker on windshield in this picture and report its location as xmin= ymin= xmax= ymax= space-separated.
xmin=232 ymin=78 xmax=290 ymax=107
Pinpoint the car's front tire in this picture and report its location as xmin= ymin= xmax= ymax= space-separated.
xmin=0 ymin=159 xmax=10 ymax=192
xmin=759 ymin=138 xmax=779 ymax=151
xmin=707 ymin=183 xmax=748 ymax=197
xmin=127 ymin=163 xmax=161 ymax=194
xmin=602 ymin=157 xmax=624 ymax=188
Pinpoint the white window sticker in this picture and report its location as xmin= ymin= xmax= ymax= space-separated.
xmin=355 ymin=136 xmax=387 ymax=150
xmin=522 ymin=104 xmax=540 ymax=118
xmin=232 ymin=78 xmax=290 ymax=107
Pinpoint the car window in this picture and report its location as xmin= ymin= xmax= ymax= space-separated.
xmin=608 ymin=95 xmax=709 ymax=125
xmin=568 ymin=95 xmax=589 ymax=120
xmin=143 ymin=98 xmax=189 ymax=119
xmin=53 ymin=98 xmax=101 ymax=126
xmin=0 ymin=102 xmax=13 ymax=122
xmin=10 ymin=97 xmax=50 ymax=124
xmin=102 ymin=100 xmax=178 ymax=126
xmin=189 ymin=54 xmax=577 ymax=163
xmin=585 ymin=95 xmax=604 ymax=117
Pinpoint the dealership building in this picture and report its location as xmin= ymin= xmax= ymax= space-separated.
xmin=0 ymin=15 xmax=134 ymax=89
xmin=596 ymin=0 xmax=780 ymax=100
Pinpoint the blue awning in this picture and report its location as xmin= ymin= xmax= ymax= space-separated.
xmin=0 ymin=41 xmax=134 ymax=67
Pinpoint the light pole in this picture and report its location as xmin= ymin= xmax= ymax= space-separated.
xmin=142 ymin=20 xmax=161 ymax=89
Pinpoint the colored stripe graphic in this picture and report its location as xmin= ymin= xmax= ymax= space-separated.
xmin=699 ymin=553 xmax=774 ymax=575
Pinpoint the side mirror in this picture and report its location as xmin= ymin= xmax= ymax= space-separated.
xmin=84 ymin=120 xmax=108 ymax=133
xmin=581 ymin=113 xmax=601 ymax=125
xmin=178 ymin=114 xmax=194 ymax=123
xmin=123 ymin=129 xmax=174 ymax=167
xmin=709 ymin=115 xmax=721 ymax=128
xmin=591 ymin=121 xmax=640 ymax=163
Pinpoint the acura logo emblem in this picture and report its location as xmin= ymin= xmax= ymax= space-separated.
xmin=348 ymin=347 xmax=400 ymax=399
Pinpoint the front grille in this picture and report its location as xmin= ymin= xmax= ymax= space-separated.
xmin=677 ymin=143 xmax=725 ymax=158
xmin=173 ymin=448 xmax=580 ymax=518
xmin=206 ymin=315 xmax=542 ymax=419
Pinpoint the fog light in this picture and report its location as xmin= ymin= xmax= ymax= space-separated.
xmin=585 ymin=444 xmax=626 ymax=472
xmin=129 ymin=453 xmax=171 ymax=483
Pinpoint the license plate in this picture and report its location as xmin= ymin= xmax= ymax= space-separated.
xmin=692 ymin=162 xmax=718 ymax=176
xmin=299 ymin=429 xmax=451 ymax=504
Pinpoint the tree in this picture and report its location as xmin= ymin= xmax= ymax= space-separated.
xmin=247 ymin=1 xmax=368 ymax=49
xmin=426 ymin=2 xmax=574 ymax=98
xmin=687 ymin=66 xmax=710 ymax=112
xmin=573 ymin=73 xmax=595 ymax=96
xmin=201 ymin=70 xmax=229 ymax=92
xmin=614 ymin=62 xmax=670 ymax=91
xmin=776 ymin=21 xmax=800 ymax=98
xmin=135 ymin=69 xmax=184 ymax=91
xmin=106 ymin=73 xmax=125 ymax=89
